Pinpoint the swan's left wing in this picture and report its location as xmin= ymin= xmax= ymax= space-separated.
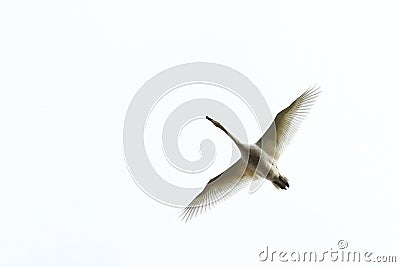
xmin=256 ymin=86 xmax=321 ymax=160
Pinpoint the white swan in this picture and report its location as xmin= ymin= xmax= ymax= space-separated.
xmin=180 ymin=86 xmax=321 ymax=221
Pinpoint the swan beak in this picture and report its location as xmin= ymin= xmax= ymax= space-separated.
xmin=206 ymin=116 xmax=217 ymax=126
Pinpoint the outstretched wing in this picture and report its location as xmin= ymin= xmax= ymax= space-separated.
xmin=256 ymin=85 xmax=321 ymax=160
xmin=180 ymin=159 xmax=254 ymax=222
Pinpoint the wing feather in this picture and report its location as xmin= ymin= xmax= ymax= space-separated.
xmin=180 ymin=159 xmax=253 ymax=222
xmin=257 ymin=85 xmax=321 ymax=159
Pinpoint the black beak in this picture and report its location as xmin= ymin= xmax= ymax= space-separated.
xmin=205 ymin=116 xmax=216 ymax=125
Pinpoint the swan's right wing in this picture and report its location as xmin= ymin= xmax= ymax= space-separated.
xmin=180 ymin=159 xmax=254 ymax=222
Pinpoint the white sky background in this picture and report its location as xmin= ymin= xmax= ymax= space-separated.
xmin=1 ymin=1 xmax=399 ymax=266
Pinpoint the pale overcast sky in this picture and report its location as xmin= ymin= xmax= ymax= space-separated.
xmin=0 ymin=1 xmax=399 ymax=266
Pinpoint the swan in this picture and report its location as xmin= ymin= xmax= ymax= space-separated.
xmin=180 ymin=86 xmax=321 ymax=221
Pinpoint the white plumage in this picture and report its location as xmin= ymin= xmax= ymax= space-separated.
xmin=180 ymin=86 xmax=321 ymax=222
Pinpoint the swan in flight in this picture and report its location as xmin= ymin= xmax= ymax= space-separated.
xmin=180 ymin=86 xmax=321 ymax=222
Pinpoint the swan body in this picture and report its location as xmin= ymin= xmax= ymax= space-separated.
xmin=180 ymin=86 xmax=320 ymax=221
